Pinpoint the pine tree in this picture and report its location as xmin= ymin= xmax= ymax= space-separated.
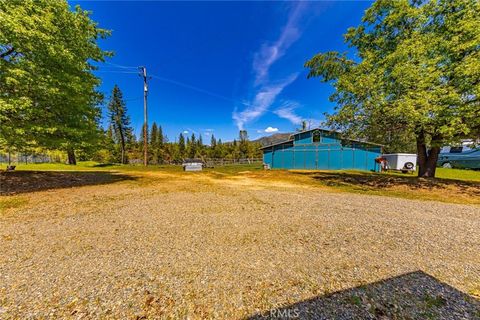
xmin=105 ymin=125 xmax=117 ymax=162
xmin=178 ymin=133 xmax=186 ymax=159
xmin=157 ymin=125 xmax=165 ymax=164
xmin=108 ymin=85 xmax=132 ymax=164
xmin=150 ymin=122 xmax=159 ymax=164
xmin=158 ymin=126 xmax=164 ymax=149
xmin=239 ymin=130 xmax=249 ymax=158
xmin=138 ymin=123 xmax=148 ymax=163
xmin=210 ymin=134 xmax=217 ymax=148
xmin=189 ymin=133 xmax=197 ymax=158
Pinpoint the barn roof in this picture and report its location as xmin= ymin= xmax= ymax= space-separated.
xmin=259 ymin=128 xmax=383 ymax=150
xmin=258 ymin=139 xmax=294 ymax=149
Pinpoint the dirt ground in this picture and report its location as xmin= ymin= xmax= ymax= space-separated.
xmin=0 ymin=170 xmax=479 ymax=319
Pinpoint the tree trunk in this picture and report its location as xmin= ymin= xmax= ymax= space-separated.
xmin=67 ymin=148 xmax=77 ymax=165
xmin=119 ymin=131 xmax=126 ymax=165
xmin=416 ymin=131 xmax=440 ymax=178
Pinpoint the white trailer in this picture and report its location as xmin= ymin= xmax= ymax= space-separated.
xmin=382 ymin=153 xmax=417 ymax=173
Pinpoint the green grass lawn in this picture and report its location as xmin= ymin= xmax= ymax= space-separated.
xmin=381 ymin=167 xmax=480 ymax=182
xmin=433 ymin=167 xmax=480 ymax=181
xmin=0 ymin=161 xmax=181 ymax=173
xmin=3 ymin=161 xmax=479 ymax=182
xmin=0 ymin=161 xmax=103 ymax=171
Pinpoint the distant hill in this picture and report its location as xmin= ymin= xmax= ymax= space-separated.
xmin=253 ymin=133 xmax=292 ymax=147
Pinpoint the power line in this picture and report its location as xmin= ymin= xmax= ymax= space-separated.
xmin=105 ymin=95 xmax=143 ymax=102
xmin=149 ymin=74 xmax=252 ymax=107
xmin=94 ymin=70 xmax=138 ymax=74
xmin=96 ymin=66 xmax=254 ymax=108
xmin=124 ymin=97 xmax=143 ymax=102
xmin=104 ymin=61 xmax=138 ymax=69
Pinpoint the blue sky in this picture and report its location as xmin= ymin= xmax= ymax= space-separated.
xmin=72 ymin=1 xmax=372 ymax=142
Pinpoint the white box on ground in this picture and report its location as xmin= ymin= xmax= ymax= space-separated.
xmin=382 ymin=153 xmax=417 ymax=172
xmin=182 ymin=159 xmax=203 ymax=171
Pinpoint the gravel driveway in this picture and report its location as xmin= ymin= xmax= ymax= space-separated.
xmin=1 ymin=171 xmax=479 ymax=319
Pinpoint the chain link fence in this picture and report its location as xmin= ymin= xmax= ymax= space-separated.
xmin=0 ymin=153 xmax=62 ymax=164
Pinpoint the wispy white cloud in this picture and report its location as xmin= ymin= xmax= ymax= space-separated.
xmin=186 ymin=128 xmax=198 ymax=135
xmin=253 ymin=3 xmax=307 ymax=85
xmin=264 ymin=126 xmax=279 ymax=133
xmin=274 ymin=101 xmax=303 ymax=125
xmin=203 ymin=128 xmax=214 ymax=136
xmin=233 ymin=74 xmax=298 ymax=130
xmin=232 ymin=3 xmax=308 ymax=130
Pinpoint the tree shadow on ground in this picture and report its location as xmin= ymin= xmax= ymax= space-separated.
xmin=248 ymin=271 xmax=480 ymax=319
xmin=292 ymin=171 xmax=480 ymax=193
xmin=92 ymin=163 xmax=116 ymax=168
xmin=0 ymin=171 xmax=137 ymax=195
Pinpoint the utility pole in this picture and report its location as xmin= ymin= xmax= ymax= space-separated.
xmin=140 ymin=66 xmax=149 ymax=166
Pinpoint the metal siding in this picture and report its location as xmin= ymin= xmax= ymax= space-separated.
xmin=304 ymin=148 xmax=316 ymax=169
xmin=282 ymin=150 xmax=294 ymax=169
xmin=328 ymin=148 xmax=342 ymax=170
xmin=317 ymin=144 xmax=331 ymax=150
xmin=342 ymin=148 xmax=355 ymax=169
xmin=353 ymin=149 xmax=368 ymax=170
xmin=296 ymin=131 xmax=312 ymax=145
xmin=304 ymin=144 xmax=318 ymax=150
xmin=263 ymin=148 xmax=273 ymax=167
xmin=321 ymin=134 xmax=339 ymax=145
xmin=282 ymin=144 xmax=294 ymax=169
xmin=294 ymin=148 xmax=306 ymax=169
xmin=273 ymin=149 xmax=283 ymax=168
xmin=317 ymin=150 xmax=329 ymax=169
xmin=265 ymin=137 xmax=382 ymax=171
xmin=366 ymin=148 xmax=380 ymax=171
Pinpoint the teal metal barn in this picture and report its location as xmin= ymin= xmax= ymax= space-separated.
xmin=261 ymin=128 xmax=383 ymax=171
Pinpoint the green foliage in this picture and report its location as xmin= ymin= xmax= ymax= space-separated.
xmin=0 ymin=0 xmax=110 ymax=156
xmin=178 ymin=133 xmax=186 ymax=159
xmin=107 ymin=85 xmax=133 ymax=164
xmin=149 ymin=122 xmax=167 ymax=164
xmin=305 ymin=0 xmax=480 ymax=177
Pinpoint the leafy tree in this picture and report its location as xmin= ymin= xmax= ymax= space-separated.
xmin=0 ymin=0 xmax=110 ymax=159
xmin=305 ymin=0 xmax=480 ymax=177
xmin=107 ymin=85 xmax=132 ymax=164
xmin=216 ymin=138 xmax=226 ymax=159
